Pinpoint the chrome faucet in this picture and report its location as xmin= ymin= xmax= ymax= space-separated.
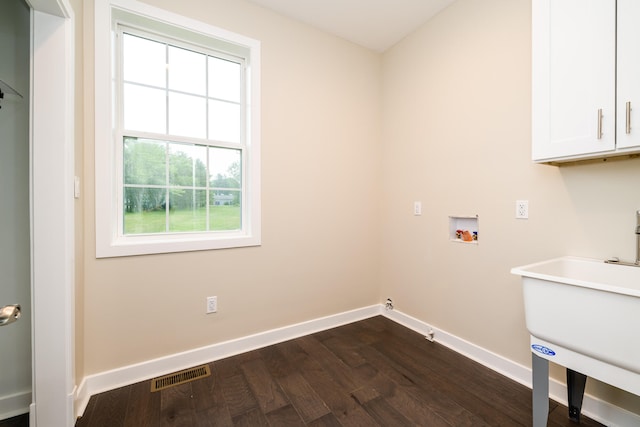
xmin=604 ymin=210 xmax=640 ymax=267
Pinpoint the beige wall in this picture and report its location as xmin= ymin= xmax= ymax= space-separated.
xmin=81 ymin=0 xmax=382 ymax=373
xmin=72 ymin=0 xmax=85 ymax=387
xmin=77 ymin=0 xmax=640 ymax=417
xmin=380 ymin=0 xmax=640 ymax=414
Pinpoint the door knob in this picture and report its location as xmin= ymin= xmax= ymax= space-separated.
xmin=0 ymin=304 xmax=21 ymax=326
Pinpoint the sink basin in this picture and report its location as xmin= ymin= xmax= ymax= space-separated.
xmin=512 ymin=256 xmax=640 ymax=296
xmin=511 ymin=256 xmax=640 ymax=396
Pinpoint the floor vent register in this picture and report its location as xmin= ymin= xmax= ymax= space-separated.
xmin=151 ymin=364 xmax=211 ymax=392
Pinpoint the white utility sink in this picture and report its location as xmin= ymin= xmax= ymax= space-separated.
xmin=512 ymin=255 xmax=640 ymax=297
xmin=512 ymin=256 xmax=640 ymax=425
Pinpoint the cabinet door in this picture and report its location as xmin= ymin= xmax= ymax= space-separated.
xmin=532 ymin=0 xmax=615 ymax=162
xmin=617 ymin=0 xmax=640 ymax=149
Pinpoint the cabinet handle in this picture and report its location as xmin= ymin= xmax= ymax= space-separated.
xmin=597 ymin=108 xmax=603 ymax=140
xmin=626 ymin=102 xmax=632 ymax=134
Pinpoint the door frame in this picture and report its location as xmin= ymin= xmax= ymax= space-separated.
xmin=28 ymin=0 xmax=75 ymax=425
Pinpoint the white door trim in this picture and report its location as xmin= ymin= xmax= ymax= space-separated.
xmin=29 ymin=0 xmax=75 ymax=426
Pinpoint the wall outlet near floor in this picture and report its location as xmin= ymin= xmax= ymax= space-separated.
xmin=206 ymin=296 xmax=217 ymax=314
xmin=515 ymin=200 xmax=529 ymax=219
xmin=425 ymin=328 xmax=435 ymax=342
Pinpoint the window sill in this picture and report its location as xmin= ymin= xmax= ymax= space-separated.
xmin=96 ymin=232 xmax=261 ymax=258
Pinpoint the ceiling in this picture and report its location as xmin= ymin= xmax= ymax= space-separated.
xmin=245 ymin=0 xmax=457 ymax=52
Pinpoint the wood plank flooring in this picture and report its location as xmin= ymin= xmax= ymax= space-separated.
xmin=75 ymin=316 xmax=605 ymax=426
xmin=0 ymin=414 xmax=28 ymax=427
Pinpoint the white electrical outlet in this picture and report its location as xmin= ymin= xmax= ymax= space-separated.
xmin=206 ymin=296 xmax=217 ymax=314
xmin=515 ymin=200 xmax=529 ymax=219
xmin=414 ymin=201 xmax=422 ymax=216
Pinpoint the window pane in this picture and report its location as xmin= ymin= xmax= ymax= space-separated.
xmin=208 ymin=100 xmax=241 ymax=142
xmin=168 ymin=92 xmax=206 ymax=139
xmin=123 ymin=187 xmax=167 ymax=234
xmin=169 ymin=189 xmax=206 ymax=232
xmin=209 ymin=147 xmax=241 ymax=229
xmin=208 ymin=56 xmax=241 ymax=102
xmin=168 ymin=46 xmax=206 ymax=95
xmin=209 ymin=190 xmax=241 ymax=230
xmin=123 ymin=33 xmax=166 ymax=88
xmin=123 ymin=83 xmax=166 ymax=133
xmin=124 ymin=138 xmax=166 ymax=186
xmin=209 ymin=147 xmax=241 ymax=189
xmin=169 ymin=142 xmax=207 ymax=187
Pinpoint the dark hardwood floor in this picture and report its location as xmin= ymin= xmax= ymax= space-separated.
xmin=74 ymin=316 xmax=605 ymax=426
xmin=0 ymin=414 xmax=28 ymax=427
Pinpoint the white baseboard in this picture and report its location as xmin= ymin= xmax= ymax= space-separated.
xmin=75 ymin=305 xmax=640 ymax=426
xmin=383 ymin=308 xmax=640 ymax=427
xmin=29 ymin=403 xmax=35 ymax=427
xmin=75 ymin=305 xmax=382 ymax=418
xmin=0 ymin=390 xmax=30 ymax=420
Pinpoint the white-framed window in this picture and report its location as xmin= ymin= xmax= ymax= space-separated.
xmin=95 ymin=0 xmax=261 ymax=257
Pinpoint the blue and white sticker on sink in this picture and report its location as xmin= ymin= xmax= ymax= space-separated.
xmin=532 ymin=344 xmax=556 ymax=356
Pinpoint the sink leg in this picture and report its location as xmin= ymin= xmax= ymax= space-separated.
xmin=532 ymin=353 xmax=549 ymax=427
xmin=567 ymin=369 xmax=587 ymax=422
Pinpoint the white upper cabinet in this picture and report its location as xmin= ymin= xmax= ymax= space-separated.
xmin=532 ymin=0 xmax=640 ymax=163
xmin=616 ymin=0 xmax=640 ymax=150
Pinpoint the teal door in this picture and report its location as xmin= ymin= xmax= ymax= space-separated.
xmin=0 ymin=0 xmax=31 ymax=420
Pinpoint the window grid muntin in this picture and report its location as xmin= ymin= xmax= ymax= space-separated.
xmin=116 ymin=24 xmax=247 ymax=238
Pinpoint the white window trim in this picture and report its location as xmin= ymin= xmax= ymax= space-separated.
xmin=95 ymin=0 xmax=261 ymax=258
